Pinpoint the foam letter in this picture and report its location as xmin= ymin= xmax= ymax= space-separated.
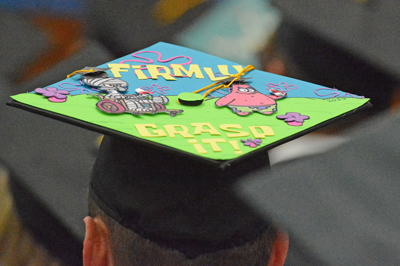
xmin=232 ymin=65 xmax=244 ymax=73
xmin=171 ymin=64 xmax=204 ymax=79
xmin=147 ymin=65 xmax=177 ymax=81
xmin=218 ymin=65 xmax=243 ymax=76
xmin=203 ymin=67 xmax=229 ymax=81
xmin=219 ymin=124 xmax=249 ymax=138
xmin=191 ymin=123 xmax=221 ymax=136
xmin=164 ymin=125 xmax=194 ymax=138
xmin=188 ymin=139 xmax=208 ymax=154
xmin=229 ymin=140 xmax=243 ymax=154
xmin=108 ymin=64 xmax=130 ymax=78
xmin=135 ymin=124 xmax=167 ymax=137
xmin=249 ymin=126 xmax=274 ymax=138
xmin=201 ymin=138 xmax=227 ymax=152
xmin=131 ymin=65 xmax=148 ymax=80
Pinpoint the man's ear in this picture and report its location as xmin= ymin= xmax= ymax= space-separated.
xmin=267 ymin=230 xmax=289 ymax=266
xmin=83 ymin=216 xmax=114 ymax=266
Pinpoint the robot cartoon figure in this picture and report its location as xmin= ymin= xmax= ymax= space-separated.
xmin=215 ymin=81 xmax=286 ymax=116
xmin=83 ymin=77 xmax=183 ymax=116
xmin=82 ymin=77 xmax=128 ymax=98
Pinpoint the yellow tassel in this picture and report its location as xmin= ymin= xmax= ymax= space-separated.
xmin=66 ymin=69 xmax=95 ymax=78
xmin=193 ymin=65 xmax=256 ymax=99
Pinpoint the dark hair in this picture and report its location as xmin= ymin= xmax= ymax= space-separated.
xmin=88 ymin=195 xmax=277 ymax=266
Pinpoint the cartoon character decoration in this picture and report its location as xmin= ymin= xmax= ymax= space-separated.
xmin=82 ymin=77 xmax=128 ymax=98
xmin=69 ymin=67 xmax=183 ymax=116
xmin=215 ymin=80 xmax=286 ymax=116
xmin=95 ymin=92 xmax=183 ymax=116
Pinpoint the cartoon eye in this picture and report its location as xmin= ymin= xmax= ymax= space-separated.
xmin=238 ymin=88 xmax=249 ymax=92
xmin=247 ymin=88 xmax=255 ymax=92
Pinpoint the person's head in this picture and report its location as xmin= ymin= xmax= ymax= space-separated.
xmin=84 ymin=195 xmax=288 ymax=266
xmin=83 ymin=136 xmax=288 ymax=265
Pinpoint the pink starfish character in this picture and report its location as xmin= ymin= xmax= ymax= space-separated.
xmin=215 ymin=82 xmax=286 ymax=116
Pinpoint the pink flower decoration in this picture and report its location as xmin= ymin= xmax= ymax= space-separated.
xmin=35 ymin=87 xmax=69 ymax=102
xmin=241 ymin=139 xmax=262 ymax=148
xmin=277 ymin=112 xmax=310 ymax=126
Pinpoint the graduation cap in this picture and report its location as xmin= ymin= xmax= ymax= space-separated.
xmin=271 ymin=0 xmax=400 ymax=80
xmin=8 ymin=42 xmax=371 ymax=259
xmin=236 ymin=111 xmax=400 ymax=265
xmin=66 ymin=67 xmax=110 ymax=79
xmin=90 ymin=135 xmax=271 ymax=258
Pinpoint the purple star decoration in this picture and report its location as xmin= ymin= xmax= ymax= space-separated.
xmin=241 ymin=138 xmax=262 ymax=148
xmin=35 ymin=87 xmax=70 ymax=103
xmin=277 ymin=112 xmax=310 ymax=126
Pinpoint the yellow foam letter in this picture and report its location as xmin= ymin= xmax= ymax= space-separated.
xmin=171 ymin=64 xmax=204 ymax=79
xmin=147 ymin=65 xmax=177 ymax=81
xmin=188 ymin=139 xmax=208 ymax=154
xmin=249 ymin=126 xmax=274 ymax=138
xmin=108 ymin=64 xmax=130 ymax=78
xmin=201 ymin=138 xmax=227 ymax=152
xmin=203 ymin=67 xmax=229 ymax=81
xmin=229 ymin=140 xmax=243 ymax=154
xmin=135 ymin=124 xmax=167 ymax=137
xmin=191 ymin=123 xmax=221 ymax=136
xmin=164 ymin=125 xmax=194 ymax=138
xmin=217 ymin=65 xmax=243 ymax=76
xmin=131 ymin=65 xmax=148 ymax=80
xmin=219 ymin=124 xmax=249 ymax=138
xmin=232 ymin=65 xmax=244 ymax=73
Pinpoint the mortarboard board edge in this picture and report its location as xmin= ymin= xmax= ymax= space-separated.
xmin=7 ymin=99 xmax=372 ymax=171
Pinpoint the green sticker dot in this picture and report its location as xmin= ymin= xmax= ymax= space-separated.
xmin=178 ymin=92 xmax=204 ymax=106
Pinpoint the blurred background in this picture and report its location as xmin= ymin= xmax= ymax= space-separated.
xmin=0 ymin=0 xmax=399 ymax=265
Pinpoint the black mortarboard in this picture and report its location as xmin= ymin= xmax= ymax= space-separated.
xmin=8 ymin=42 xmax=371 ymax=259
xmin=90 ymin=135 xmax=269 ymax=258
xmin=272 ymin=0 xmax=400 ymax=80
xmin=236 ymin=110 xmax=400 ymax=265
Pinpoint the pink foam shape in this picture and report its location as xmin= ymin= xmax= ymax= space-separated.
xmin=48 ymin=97 xmax=66 ymax=103
xmin=287 ymin=121 xmax=303 ymax=126
xmin=119 ymin=50 xmax=192 ymax=67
